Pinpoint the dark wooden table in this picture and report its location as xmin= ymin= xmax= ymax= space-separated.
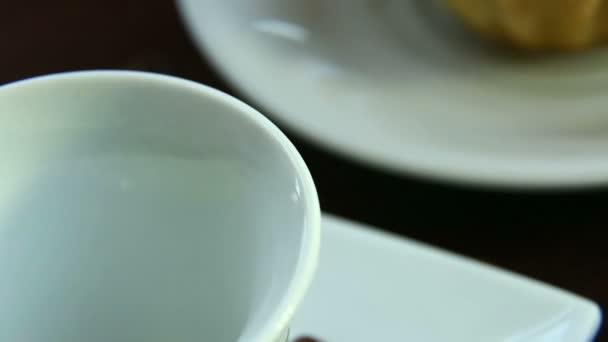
xmin=2 ymin=1 xmax=606 ymax=340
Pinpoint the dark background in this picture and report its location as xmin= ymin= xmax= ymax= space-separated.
xmin=1 ymin=1 xmax=606 ymax=340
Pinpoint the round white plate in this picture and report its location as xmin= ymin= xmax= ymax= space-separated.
xmin=177 ymin=0 xmax=608 ymax=188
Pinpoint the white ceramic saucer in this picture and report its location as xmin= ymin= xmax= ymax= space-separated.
xmin=290 ymin=215 xmax=601 ymax=341
xmin=178 ymin=0 xmax=608 ymax=188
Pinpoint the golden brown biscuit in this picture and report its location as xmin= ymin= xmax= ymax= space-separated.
xmin=445 ymin=0 xmax=608 ymax=51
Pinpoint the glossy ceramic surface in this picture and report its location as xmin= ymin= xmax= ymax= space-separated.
xmin=178 ymin=0 xmax=608 ymax=188
xmin=291 ymin=215 xmax=602 ymax=341
xmin=0 ymin=71 xmax=320 ymax=342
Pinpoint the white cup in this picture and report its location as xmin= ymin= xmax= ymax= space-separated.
xmin=0 ymin=71 xmax=320 ymax=342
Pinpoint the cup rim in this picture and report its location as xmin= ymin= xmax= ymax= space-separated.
xmin=0 ymin=70 xmax=322 ymax=342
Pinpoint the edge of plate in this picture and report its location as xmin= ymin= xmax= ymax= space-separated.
xmin=321 ymin=213 xmax=603 ymax=341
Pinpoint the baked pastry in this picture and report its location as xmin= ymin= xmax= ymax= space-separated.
xmin=444 ymin=0 xmax=608 ymax=51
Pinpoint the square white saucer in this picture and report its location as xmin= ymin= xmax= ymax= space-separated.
xmin=291 ymin=215 xmax=602 ymax=341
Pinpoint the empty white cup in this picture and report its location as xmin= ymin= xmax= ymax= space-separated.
xmin=0 ymin=71 xmax=320 ymax=342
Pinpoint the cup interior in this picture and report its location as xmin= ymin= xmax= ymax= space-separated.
xmin=0 ymin=72 xmax=318 ymax=342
